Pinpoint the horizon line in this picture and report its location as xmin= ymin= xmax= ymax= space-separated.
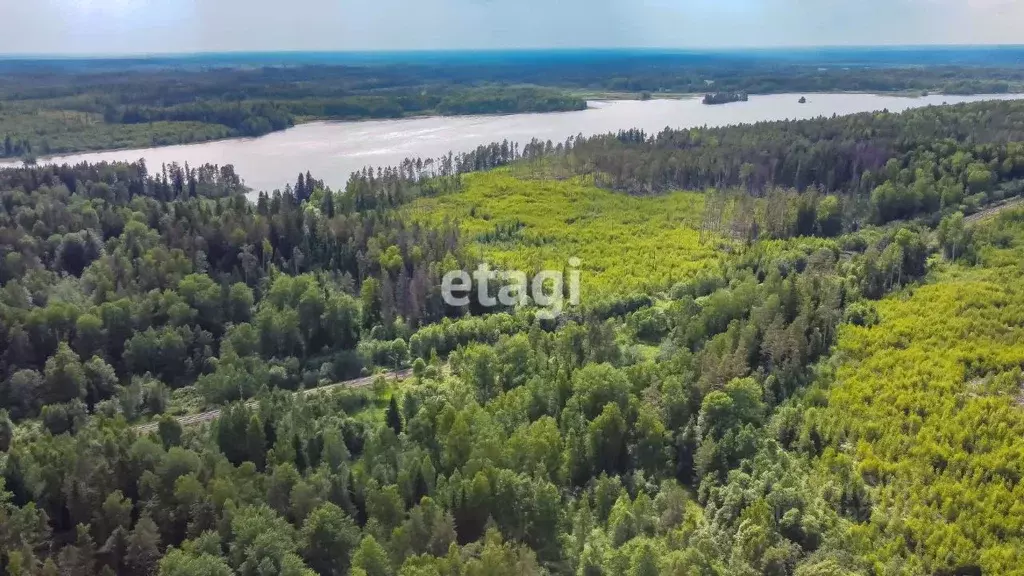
xmin=3 ymin=44 xmax=1024 ymax=60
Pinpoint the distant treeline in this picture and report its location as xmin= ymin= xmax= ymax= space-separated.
xmin=1 ymin=54 xmax=1022 ymax=157
xmin=0 ymin=78 xmax=585 ymax=159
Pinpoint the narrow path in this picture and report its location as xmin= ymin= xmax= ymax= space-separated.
xmin=134 ymin=369 xmax=413 ymax=433
xmin=965 ymin=196 xmax=1024 ymax=225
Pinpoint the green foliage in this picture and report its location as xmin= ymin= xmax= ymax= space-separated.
xmin=159 ymin=548 xmax=234 ymax=576
xmin=807 ymin=210 xmax=1024 ymax=573
xmin=0 ymin=160 xmax=468 ymax=419
xmin=352 ymin=535 xmax=393 ymax=576
xmin=408 ymin=171 xmax=722 ymax=298
xmin=5 ymin=98 xmax=1024 ymax=576
xmin=938 ymin=211 xmax=973 ymax=261
xmin=301 ymin=502 xmax=361 ymax=576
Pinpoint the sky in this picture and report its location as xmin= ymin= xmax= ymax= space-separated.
xmin=1 ymin=0 xmax=1022 ymax=55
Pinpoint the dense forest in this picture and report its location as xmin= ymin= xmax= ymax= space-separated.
xmin=2 ymin=98 xmax=1024 ymax=575
xmin=2 ymin=50 xmax=1024 ymax=158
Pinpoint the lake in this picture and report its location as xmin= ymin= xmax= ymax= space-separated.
xmin=9 ymin=93 xmax=1024 ymax=194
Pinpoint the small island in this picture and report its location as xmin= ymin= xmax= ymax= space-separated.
xmin=702 ymin=91 xmax=749 ymax=105
xmin=799 ymin=96 xmax=807 ymax=104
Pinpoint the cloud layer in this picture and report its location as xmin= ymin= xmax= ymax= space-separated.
xmin=1 ymin=0 xmax=1022 ymax=55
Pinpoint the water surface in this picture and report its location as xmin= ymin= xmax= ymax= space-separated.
xmin=12 ymin=93 xmax=1023 ymax=193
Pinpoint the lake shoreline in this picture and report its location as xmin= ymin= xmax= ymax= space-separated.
xmin=0 ymin=102 xmax=598 ymax=167
xmin=0 ymin=106 xmax=594 ymax=168
xmin=4 ymin=88 xmax=1022 ymax=169
xmin=5 ymin=89 xmax=1023 ymax=166
xmin=5 ymin=93 xmax=1022 ymax=194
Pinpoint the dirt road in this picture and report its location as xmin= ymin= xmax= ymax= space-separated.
xmin=965 ymin=197 xmax=1024 ymax=225
xmin=134 ymin=369 xmax=413 ymax=434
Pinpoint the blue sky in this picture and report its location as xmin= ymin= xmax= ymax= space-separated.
xmin=1 ymin=0 xmax=1022 ymax=55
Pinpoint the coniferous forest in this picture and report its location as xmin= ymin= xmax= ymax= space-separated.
xmin=4 ymin=92 xmax=1024 ymax=576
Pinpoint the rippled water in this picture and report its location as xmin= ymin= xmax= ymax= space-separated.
xmin=9 ymin=93 xmax=1023 ymax=194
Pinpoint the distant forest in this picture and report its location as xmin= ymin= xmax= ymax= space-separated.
xmin=2 ymin=49 xmax=1024 ymax=158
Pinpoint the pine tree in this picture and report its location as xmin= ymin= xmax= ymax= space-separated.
xmin=321 ymin=189 xmax=335 ymax=218
xmin=0 ymin=410 xmax=12 ymax=451
xmin=99 ymin=527 xmax=130 ymax=574
xmin=245 ymin=415 xmax=266 ymax=470
xmin=215 ymin=405 xmax=249 ymax=466
xmin=296 ymin=172 xmax=307 ymax=202
xmin=294 ymin=434 xmax=308 ymax=473
xmin=386 ymin=396 xmax=403 ymax=435
xmin=126 ymin=516 xmax=160 ymax=576
xmin=58 ymin=524 xmax=97 ymax=576
xmin=157 ymin=415 xmax=183 ymax=449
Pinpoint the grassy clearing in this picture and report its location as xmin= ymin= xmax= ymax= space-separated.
xmin=406 ymin=170 xmax=727 ymax=300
